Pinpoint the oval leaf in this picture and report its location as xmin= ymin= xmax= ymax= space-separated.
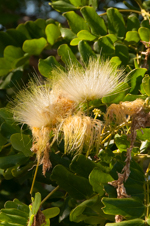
xmin=23 ymin=38 xmax=47 ymax=55
xmin=142 ymin=75 xmax=150 ymax=96
xmin=45 ymin=24 xmax=60 ymax=45
xmin=63 ymin=11 xmax=89 ymax=34
xmin=81 ymin=6 xmax=107 ymax=36
xmin=10 ymin=133 xmax=32 ymax=157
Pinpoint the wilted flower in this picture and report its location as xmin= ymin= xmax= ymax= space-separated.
xmin=106 ymin=99 xmax=144 ymax=125
xmin=12 ymin=78 xmax=75 ymax=174
xmin=58 ymin=112 xmax=102 ymax=155
xmin=52 ymin=57 xmax=126 ymax=104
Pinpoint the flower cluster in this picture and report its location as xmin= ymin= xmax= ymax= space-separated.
xmin=12 ymin=57 xmax=126 ymax=174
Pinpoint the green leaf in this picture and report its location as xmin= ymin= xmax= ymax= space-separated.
xmin=1 ymin=208 xmax=28 ymax=219
xmin=45 ymin=24 xmax=61 ymax=45
xmin=110 ymin=161 xmax=145 ymax=184
xmin=102 ymin=83 xmax=129 ymax=104
xmin=24 ymin=19 xmax=46 ymax=39
xmin=106 ymin=219 xmax=145 ymax=226
xmin=5 ymin=199 xmax=29 ymax=213
xmin=89 ymin=168 xmax=113 ymax=195
xmin=78 ymin=40 xmax=96 ymax=64
xmin=141 ymin=20 xmax=150 ymax=30
xmin=110 ymin=56 xmax=122 ymax=67
xmin=50 ymin=164 xmax=93 ymax=200
xmin=38 ymin=56 xmax=63 ymax=78
xmin=1 ymin=122 xmax=20 ymax=139
xmin=138 ymin=27 xmax=150 ymax=42
xmin=0 ymin=199 xmax=29 ymax=226
xmin=123 ymin=94 xmax=145 ymax=101
xmin=11 ymin=161 xmax=34 ymax=178
xmin=0 ymin=70 xmax=23 ymax=89
xmin=0 ymin=58 xmax=12 ymax=76
xmin=69 ymin=0 xmax=88 ymax=7
xmin=125 ymin=31 xmax=140 ymax=44
xmin=6 ymin=29 xmax=27 ymax=47
xmin=115 ymin=43 xmax=129 ymax=65
xmin=147 ymin=217 xmax=150 ymax=225
xmin=0 ymin=153 xmax=28 ymax=169
xmin=63 ymin=11 xmax=89 ymax=34
xmin=0 ymin=133 xmax=7 ymax=148
xmin=137 ymin=128 xmax=150 ymax=142
xmin=77 ymin=30 xmax=96 ymax=41
xmin=50 ymin=1 xmax=78 ymax=12
xmin=127 ymin=68 xmax=147 ymax=93
xmin=70 ymin=37 xmax=81 ymax=46
xmin=16 ymin=23 xmax=31 ymax=39
xmin=0 ymin=212 xmax=27 ymax=225
xmin=88 ymin=0 xmax=98 ymax=10
xmin=102 ymin=197 xmax=145 ymax=218
xmin=58 ymin=44 xmax=81 ymax=66
xmin=10 ymin=133 xmax=32 ymax=157
xmin=94 ymin=34 xmax=117 ymax=55
xmin=127 ymin=15 xmax=140 ymax=31
xmin=142 ymin=75 xmax=150 ymax=96
xmin=0 ymin=31 xmax=19 ymax=57
xmin=14 ymin=53 xmax=30 ymax=68
xmin=23 ymin=38 xmax=47 ymax=55
xmin=0 ymin=108 xmax=14 ymax=124
xmin=81 ymin=6 xmax=107 ymax=36
xmin=70 ymin=195 xmax=114 ymax=224
xmin=107 ymin=8 xmax=125 ymax=38
xmin=115 ymin=134 xmax=130 ymax=152
xmin=42 ymin=207 xmax=60 ymax=219
xmin=60 ymin=27 xmax=76 ymax=41
xmin=28 ymin=192 xmax=41 ymax=226
xmin=4 ymin=46 xmax=24 ymax=66
xmin=69 ymin=154 xmax=96 ymax=178
xmin=32 ymin=193 xmax=41 ymax=215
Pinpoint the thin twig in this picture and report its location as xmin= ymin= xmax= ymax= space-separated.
xmin=41 ymin=185 xmax=60 ymax=205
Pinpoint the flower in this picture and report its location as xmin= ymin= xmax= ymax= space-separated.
xmin=58 ymin=112 xmax=102 ymax=155
xmin=52 ymin=57 xmax=126 ymax=104
xmin=13 ymin=80 xmax=74 ymax=129
xmin=106 ymin=99 xmax=144 ymax=125
xmin=12 ymin=78 xmax=75 ymax=174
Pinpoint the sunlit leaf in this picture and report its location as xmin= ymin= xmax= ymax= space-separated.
xmin=23 ymin=38 xmax=47 ymax=55
xmin=107 ymin=8 xmax=125 ymax=38
xmin=45 ymin=24 xmax=61 ymax=45
xmin=63 ymin=11 xmax=89 ymax=33
xmin=81 ymin=6 xmax=107 ymax=36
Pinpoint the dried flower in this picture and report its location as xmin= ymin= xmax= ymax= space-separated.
xmin=58 ymin=112 xmax=102 ymax=155
xmin=52 ymin=57 xmax=125 ymax=104
xmin=106 ymin=99 xmax=144 ymax=125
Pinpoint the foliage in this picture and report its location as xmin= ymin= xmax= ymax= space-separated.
xmin=1 ymin=0 xmax=150 ymax=226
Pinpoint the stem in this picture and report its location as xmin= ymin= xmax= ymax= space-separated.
xmin=144 ymin=182 xmax=147 ymax=217
xmin=2 ymin=143 xmax=11 ymax=149
xmin=147 ymin=178 xmax=149 ymax=218
xmin=41 ymin=185 xmax=60 ymax=205
xmin=87 ymin=101 xmax=90 ymax=116
xmin=99 ymin=9 xmax=142 ymax=17
xmin=101 ymin=133 xmax=112 ymax=144
xmin=30 ymin=160 xmax=40 ymax=195
xmin=101 ymin=121 xmax=131 ymax=144
xmin=145 ymin=163 xmax=150 ymax=218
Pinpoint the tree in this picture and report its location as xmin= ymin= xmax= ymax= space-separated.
xmin=0 ymin=0 xmax=150 ymax=225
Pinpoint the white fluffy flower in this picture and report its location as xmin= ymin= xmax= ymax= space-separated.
xmin=13 ymin=79 xmax=74 ymax=129
xmin=52 ymin=58 xmax=125 ymax=103
xmin=12 ymin=78 xmax=75 ymax=174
